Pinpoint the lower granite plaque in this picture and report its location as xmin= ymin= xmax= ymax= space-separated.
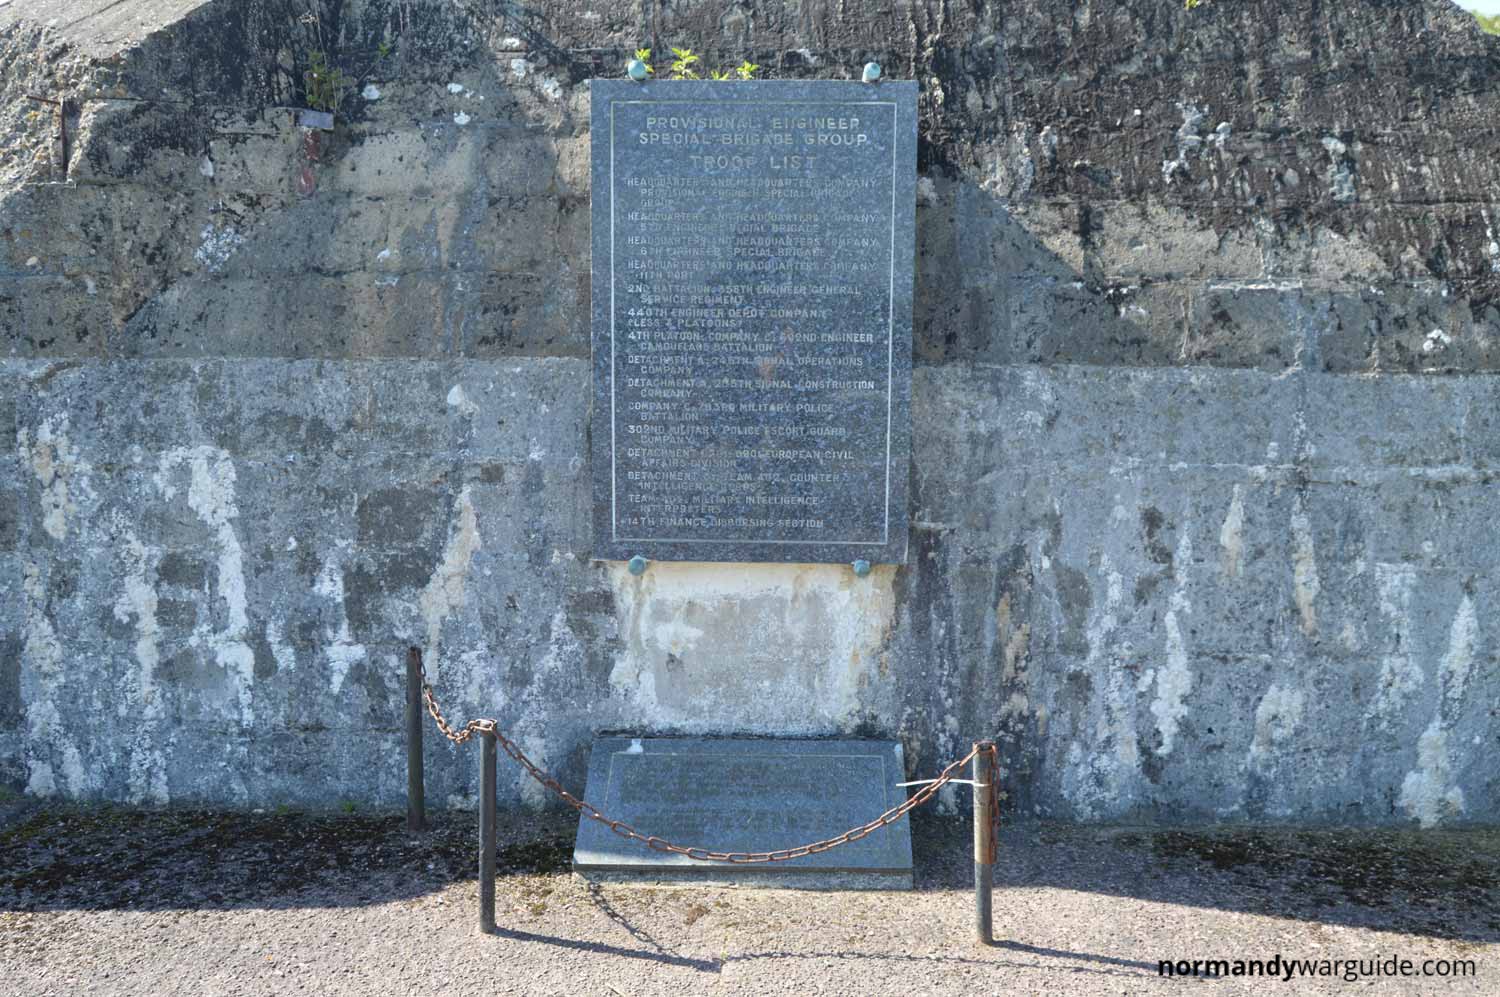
xmin=590 ymin=79 xmax=917 ymax=564
xmin=572 ymin=736 xmax=914 ymax=889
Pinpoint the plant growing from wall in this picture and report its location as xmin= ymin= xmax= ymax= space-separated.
xmin=303 ymin=47 xmax=348 ymax=113
xmin=294 ymin=6 xmax=396 ymax=123
xmin=629 ymin=49 xmax=759 ymax=80
xmin=668 ymin=47 xmax=700 ymax=79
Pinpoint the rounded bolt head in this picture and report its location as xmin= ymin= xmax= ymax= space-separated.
xmin=628 ymin=554 xmax=649 ymax=575
xmin=627 ymin=59 xmax=649 ymax=81
xmin=852 ymin=559 xmax=872 ymax=577
xmin=861 ymin=62 xmax=882 ymax=83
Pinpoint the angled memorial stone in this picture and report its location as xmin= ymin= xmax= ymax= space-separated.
xmin=572 ymin=736 xmax=915 ymax=889
xmin=590 ymin=79 xmax=918 ymax=564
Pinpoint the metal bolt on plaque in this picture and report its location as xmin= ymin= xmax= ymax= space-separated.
xmin=852 ymin=559 xmax=872 ymax=577
xmin=862 ymin=62 xmax=882 ymax=83
xmin=627 ymin=59 xmax=649 ymax=81
xmin=628 ymin=554 xmax=649 ymax=575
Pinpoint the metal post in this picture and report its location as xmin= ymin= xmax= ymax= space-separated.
xmin=973 ymin=741 xmax=996 ymax=944
xmin=479 ymin=730 xmax=497 ymax=934
xmin=405 ymin=648 xmax=425 ymax=832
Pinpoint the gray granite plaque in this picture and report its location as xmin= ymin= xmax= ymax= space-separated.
xmin=590 ymin=79 xmax=917 ymax=564
xmin=572 ymin=737 xmax=913 ymax=888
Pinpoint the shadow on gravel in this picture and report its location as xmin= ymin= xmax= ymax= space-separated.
xmin=722 ymin=944 xmax=1164 ymax=981
xmin=479 ymin=928 xmax=1165 ymax=981
xmin=484 ymin=924 xmax=721 ymax=973
xmin=2 ymin=804 xmax=1497 ymax=946
xmin=913 ymin=816 xmax=1500 ymax=945
xmin=0 ymin=805 xmax=573 ymax=914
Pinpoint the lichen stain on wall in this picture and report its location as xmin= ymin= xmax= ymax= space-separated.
xmin=607 ymin=562 xmax=898 ymax=733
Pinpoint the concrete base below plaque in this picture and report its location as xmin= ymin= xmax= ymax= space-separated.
xmin=572 ymin=736 xmax=914 ymax=890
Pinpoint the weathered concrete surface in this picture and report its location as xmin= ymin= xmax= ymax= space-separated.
xmin=0 ymin=0 xmax=1497 ymax=825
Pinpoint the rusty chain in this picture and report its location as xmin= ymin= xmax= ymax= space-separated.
xmin=413 ymin=649 xmax=1000 ymax=864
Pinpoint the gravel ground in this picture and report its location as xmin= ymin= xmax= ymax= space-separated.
xmin=1 ymin=801 xmax=1497 ymax=996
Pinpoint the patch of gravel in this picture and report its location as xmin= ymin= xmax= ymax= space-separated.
xmin=2 ymin=806 xmax=1497 ymax=996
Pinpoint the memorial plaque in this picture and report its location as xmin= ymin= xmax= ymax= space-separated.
xmin=590 ymin=79 xmax=917 ymax=564
xmin=572 ymin=737 xmax=914 ymax=888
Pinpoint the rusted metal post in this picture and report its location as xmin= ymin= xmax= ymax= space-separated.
xmin=479 ymin=729 xmax=497 ymax=934
xmin=973 ymin=741 xmax=997 ymax=944
xmin=406 ymin=648 xmax=425 ymax=832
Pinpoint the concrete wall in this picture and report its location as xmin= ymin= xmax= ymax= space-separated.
xmin=1 ymin=0 xmax=1497 ymax=825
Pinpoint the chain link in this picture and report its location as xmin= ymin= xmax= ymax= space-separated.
xmin=415 ymin=651 xmax=994 ymax=864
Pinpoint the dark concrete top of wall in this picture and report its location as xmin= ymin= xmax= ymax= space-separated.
xmin=0 ymin=0 xmax=210 ymax=57
xmin=1 ymin=0 xmax=1498 ymax=368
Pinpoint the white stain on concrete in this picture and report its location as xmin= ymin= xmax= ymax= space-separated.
xmin=1398 ymin=595 xmax=1482 ymax=827
xmin=1421 ymin=328 xmax=1452 ymax=354
xmin=156 ymin=447 xmax=255 ymax=726
xmin=1321 ymin=135 xmax=1357 ymax=202
xmin=1439 ymin=595 xmax=1478 ymax=718
xmin=453 ymin=111 xmax=471 ymax=126
xmin=995 ymin=581 xmax=1031 ymax=732
xmin=1400 ymin=721 xmax=1465 ymax=828
xmin=1247 ymin=684 xmax=1305 ymax=772
xmin=419 ymin=487 xmax=483 ymax=682
xmin=315 ymin=558 xmax=368 ymax=695
xmin=264 ymin=618 xmax=298 ymax=674
xmin=194 ymin=224 xmax=244 ymax=272
xmin=114 ymin=532 xmax=169 ymax=804
xmin=1061 ymin=558 xmax=1140 ymax=819
xmin=607 ymin=563 xmax=895 ymax=733
xmin=1290 ymin=492 xmax=1321 ymax=637
xmin=362 ymin=83 xmax=381 ymax=100
xmin=1482 ymin=209 xmax=1500 ymax=273
xmin=17 ymin=415 xmax=90 ymax=540
xmin=1372 ymin=564 xmax=1423 ymax=719
xmin=1150 ymin=531 xmax=1194 ymax=756
xmin=516 ymin=732 xmax=550 ymax=810
xmin=1219 ymin=485 xmax=1245 ymax=579
xmin=21 ymin=562 xmax=87 ymax=797
xmin=1161 ymin=102 xmax=1206 ymax=184
xmin=509 ymin=59 xmax=530 ymax=80
xmin=446 ymin=384 xmax=478 ymax=418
